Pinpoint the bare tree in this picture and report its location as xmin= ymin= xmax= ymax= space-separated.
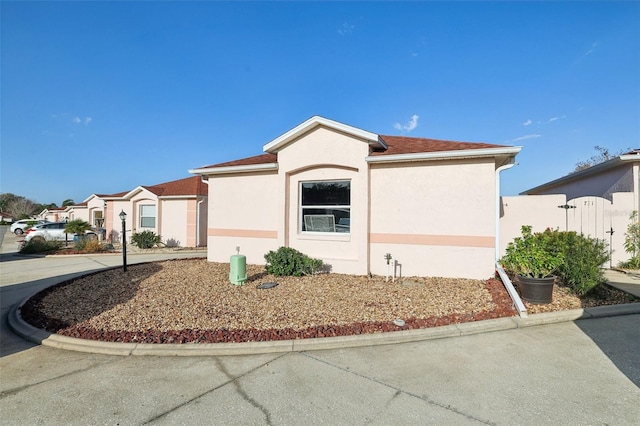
xmin=6 ymin=197 xmax=38 ymax=219
xmin=574 ymin=146 xmax=630 ymax=172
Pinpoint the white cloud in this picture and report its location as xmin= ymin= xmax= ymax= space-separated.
xmin=73 ymin=116 xmax=93 ymax=126
xmin=508 ymin=134 xmax=541 ymax=143
xmin=394 ymin=114 xmax=419 ymax=132
xmin=338 ymin=22 xmax=355 ymax=35
xmin=584 ymin=42 xmax=599 ymax=57
xmin=545 ymin=115 xmax=566 ymax=124
xmin=523 ymin=119 xmax=532 ymax=126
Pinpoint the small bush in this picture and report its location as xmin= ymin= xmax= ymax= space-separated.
xmin=75 ymin=238 xmax=108 ymax=253
xmin=131 ymin=230 xmax=162 ymax=249
xmin=264 ymin=246 xmax=323 ymax=276
xmin=620 ymin=211 xmax=640 ymax=268
xmin=521 ymin=228 xmax=610 ymax=296
xmin=20 ymin=239 xmax=62 ymax=254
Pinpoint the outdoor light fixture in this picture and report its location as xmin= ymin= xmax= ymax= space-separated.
xmin=119 ymin=210 xmax=127 ymax=272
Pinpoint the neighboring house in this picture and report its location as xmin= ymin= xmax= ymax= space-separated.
xmin=190 ymin=116 xmax=521 ymax=279
xmin=499 ymin=150 xmax=640 ymax=266
xmin=102 ymin=176 xmax=208 ymax=247
xmin=0 ymin=212 xmax=14 ymax=223
xmin=38 ymin=207 xmax=69 ymax=223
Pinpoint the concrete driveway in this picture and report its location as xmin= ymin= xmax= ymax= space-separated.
xmin=1 ymin=226 xmax=639 ymax=425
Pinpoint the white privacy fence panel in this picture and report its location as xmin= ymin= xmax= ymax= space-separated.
xmin=500 ymin=192 xmax=636 ymax=267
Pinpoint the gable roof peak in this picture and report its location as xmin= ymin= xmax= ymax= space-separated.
xmin=263 ymin=116 xmax=385 ymax=153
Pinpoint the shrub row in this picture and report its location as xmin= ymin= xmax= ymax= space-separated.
xmin=502 ymin=227 xmax=610 ymax=296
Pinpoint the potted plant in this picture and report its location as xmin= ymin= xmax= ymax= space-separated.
xmin=500 ymin=225 xmax=564 ymax=304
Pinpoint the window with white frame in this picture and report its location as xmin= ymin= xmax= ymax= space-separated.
xmin=300 ymin=180 xmax=350 ymax=233
xmin=139 ymin=204 xmax=156 ymax=228
xmin=93 ymin=210 xmax=104 ymax=227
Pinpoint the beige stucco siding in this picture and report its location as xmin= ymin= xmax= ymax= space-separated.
xmin=278 ymin=126 xmax=371 ymax=275
xmin=160 ymin=199 xmax=188 ymax=246
xmin=369 ymin=159 xmax=497 ymax=278
xmin=207 ymin=172 xmax=279 ymax=265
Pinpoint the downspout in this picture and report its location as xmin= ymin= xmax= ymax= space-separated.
xmin=495 ymin=159 xmax=515 ymax=262
xmin=495 ymin=158 xmax=528 ymax=318
xmin=197 ymin=176 xmax=209 ymax=247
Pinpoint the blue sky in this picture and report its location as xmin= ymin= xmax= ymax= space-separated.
xmin=2 ymin=1 xmax=639 ymax=206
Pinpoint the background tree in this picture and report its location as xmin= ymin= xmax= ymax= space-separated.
xmin=5 ymin=196 xmax=39 ymax=219
xmin=574 ymin=146 xmax=630 ymax=172
xmin=0 ymin=193 xmax=19 ymax=213
xmin=61 ymin=199 xmax=75 ymax=207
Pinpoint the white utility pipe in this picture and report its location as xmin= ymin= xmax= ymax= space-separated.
xmin=495 ymin=159 xmax=516 ymax=261
xmin=392 ymin=256 xmax=397 ymax=282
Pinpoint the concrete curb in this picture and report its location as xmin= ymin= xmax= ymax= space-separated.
xmin=9 ymin=298 xmax=640 ymax=357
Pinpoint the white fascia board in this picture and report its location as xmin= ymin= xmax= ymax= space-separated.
xmin=158 ymin=195 xmax=203 ymax=200
xmin=366 ymin=146 xmax=522 ymax=164
xmin=263 ymin=116 xmax=381 ymax=153
xmin=122 ymin=186 xmax=147 ymax=199
xmin=82 ymin=194 xmax=99 ymax=203
xmin=189 ymin=162 xmax=278 ymax=176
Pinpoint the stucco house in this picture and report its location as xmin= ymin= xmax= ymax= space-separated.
xmin=100 ymin=175 xmax=208 ymax=247
xmin=39 ymin=197 xmax=111 ymax=227
xmin=190 ymin=116 xmax=521 ymax=279
xmin=39 ymin=207 xmax=70 ymax=222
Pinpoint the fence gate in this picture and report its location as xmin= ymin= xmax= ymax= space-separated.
xmin=565 ymin=196 xmax=618 ymax=266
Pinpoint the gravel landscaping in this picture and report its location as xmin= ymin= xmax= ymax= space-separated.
xmin=21 ymin=258 xmax=638 ymax=344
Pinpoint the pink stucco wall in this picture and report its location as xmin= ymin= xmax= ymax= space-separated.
xmin=370 ymin=159 xmax=497 ymax=279
xmin=203 ymin=125 xmax=507 ymax=279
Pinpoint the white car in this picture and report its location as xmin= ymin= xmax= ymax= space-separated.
xmin=10 ymin=219 xmax=49 ymax=235
xmin=24 ymin=222 xmax=97 ymax=243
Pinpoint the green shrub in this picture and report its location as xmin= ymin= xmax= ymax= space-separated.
xmin=502 ymin=227 xmax=610 ymax=296
xmin=131 ymin=230 xmax=162 ymax=249
xmin=20 ymin=239 xmax=62 ymax=254
xmin=500 ymin=226 xmax=564 ymax=278
xmin=264 ymin=246 xmax=323 ymax=276
xmin=65 ymin=219 xmax=92 ymax=236
xmin=541 ymin=228 xmax=610 ymax=295
xmin=620 ymin=211 xmax=640 ymax=268
xmin=74 ymin=237 xmax=108 ymax=253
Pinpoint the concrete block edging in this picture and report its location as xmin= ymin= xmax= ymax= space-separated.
xmin=9 ymin=297 xmax=640 ymax=357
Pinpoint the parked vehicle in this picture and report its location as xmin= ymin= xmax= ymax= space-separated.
xmin=10 ymin=219 xmax=49 ymax=235
xmin=24 ymin=222 xmax=98 ymax=243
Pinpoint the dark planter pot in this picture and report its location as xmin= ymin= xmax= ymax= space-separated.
xmin=517 ymin=275 xmax=555 ymax=304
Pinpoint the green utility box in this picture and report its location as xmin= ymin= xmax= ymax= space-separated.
xmin=229 ymin=254 xmax=247 ymax=285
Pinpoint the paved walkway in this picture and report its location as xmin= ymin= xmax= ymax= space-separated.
xmin=1 ymin=226 xmax=639 ymax=424
xmin=604 ymin=268 xmax=640 ymax=297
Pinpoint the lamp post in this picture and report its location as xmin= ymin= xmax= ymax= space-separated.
xmin=557 ymin=204 xmax=576 ymax=231
xmin=119 ymin=210 xmax=127 ymax=273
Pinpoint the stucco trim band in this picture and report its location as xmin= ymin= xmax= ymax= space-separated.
xmin=209 ymin=228 xmax=278 ymax=239
xmin=370 ymin=233 xmax=494 ymax=248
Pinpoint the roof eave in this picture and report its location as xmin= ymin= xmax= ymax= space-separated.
xmin=366 ymin=146 xmax=522 ymax=164
xmin=189 ymin=163 xmax=279 ymax=176
xmin=521 ymin=154 xmax=640 ymax=194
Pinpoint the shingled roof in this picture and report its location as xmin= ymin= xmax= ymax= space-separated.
xmin=101 ymin=176 xmax=207 ymax=199
xmin=199 ymin=135 xmax=509 ymax=169
xmin=372 ymin=135 xmax=509 ymax=156
xmin=143 ymin=176 xmax=208 ymax=197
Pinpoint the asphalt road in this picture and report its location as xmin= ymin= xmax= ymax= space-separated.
xmin=1 ymin=226 xmax=639 ymax=425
